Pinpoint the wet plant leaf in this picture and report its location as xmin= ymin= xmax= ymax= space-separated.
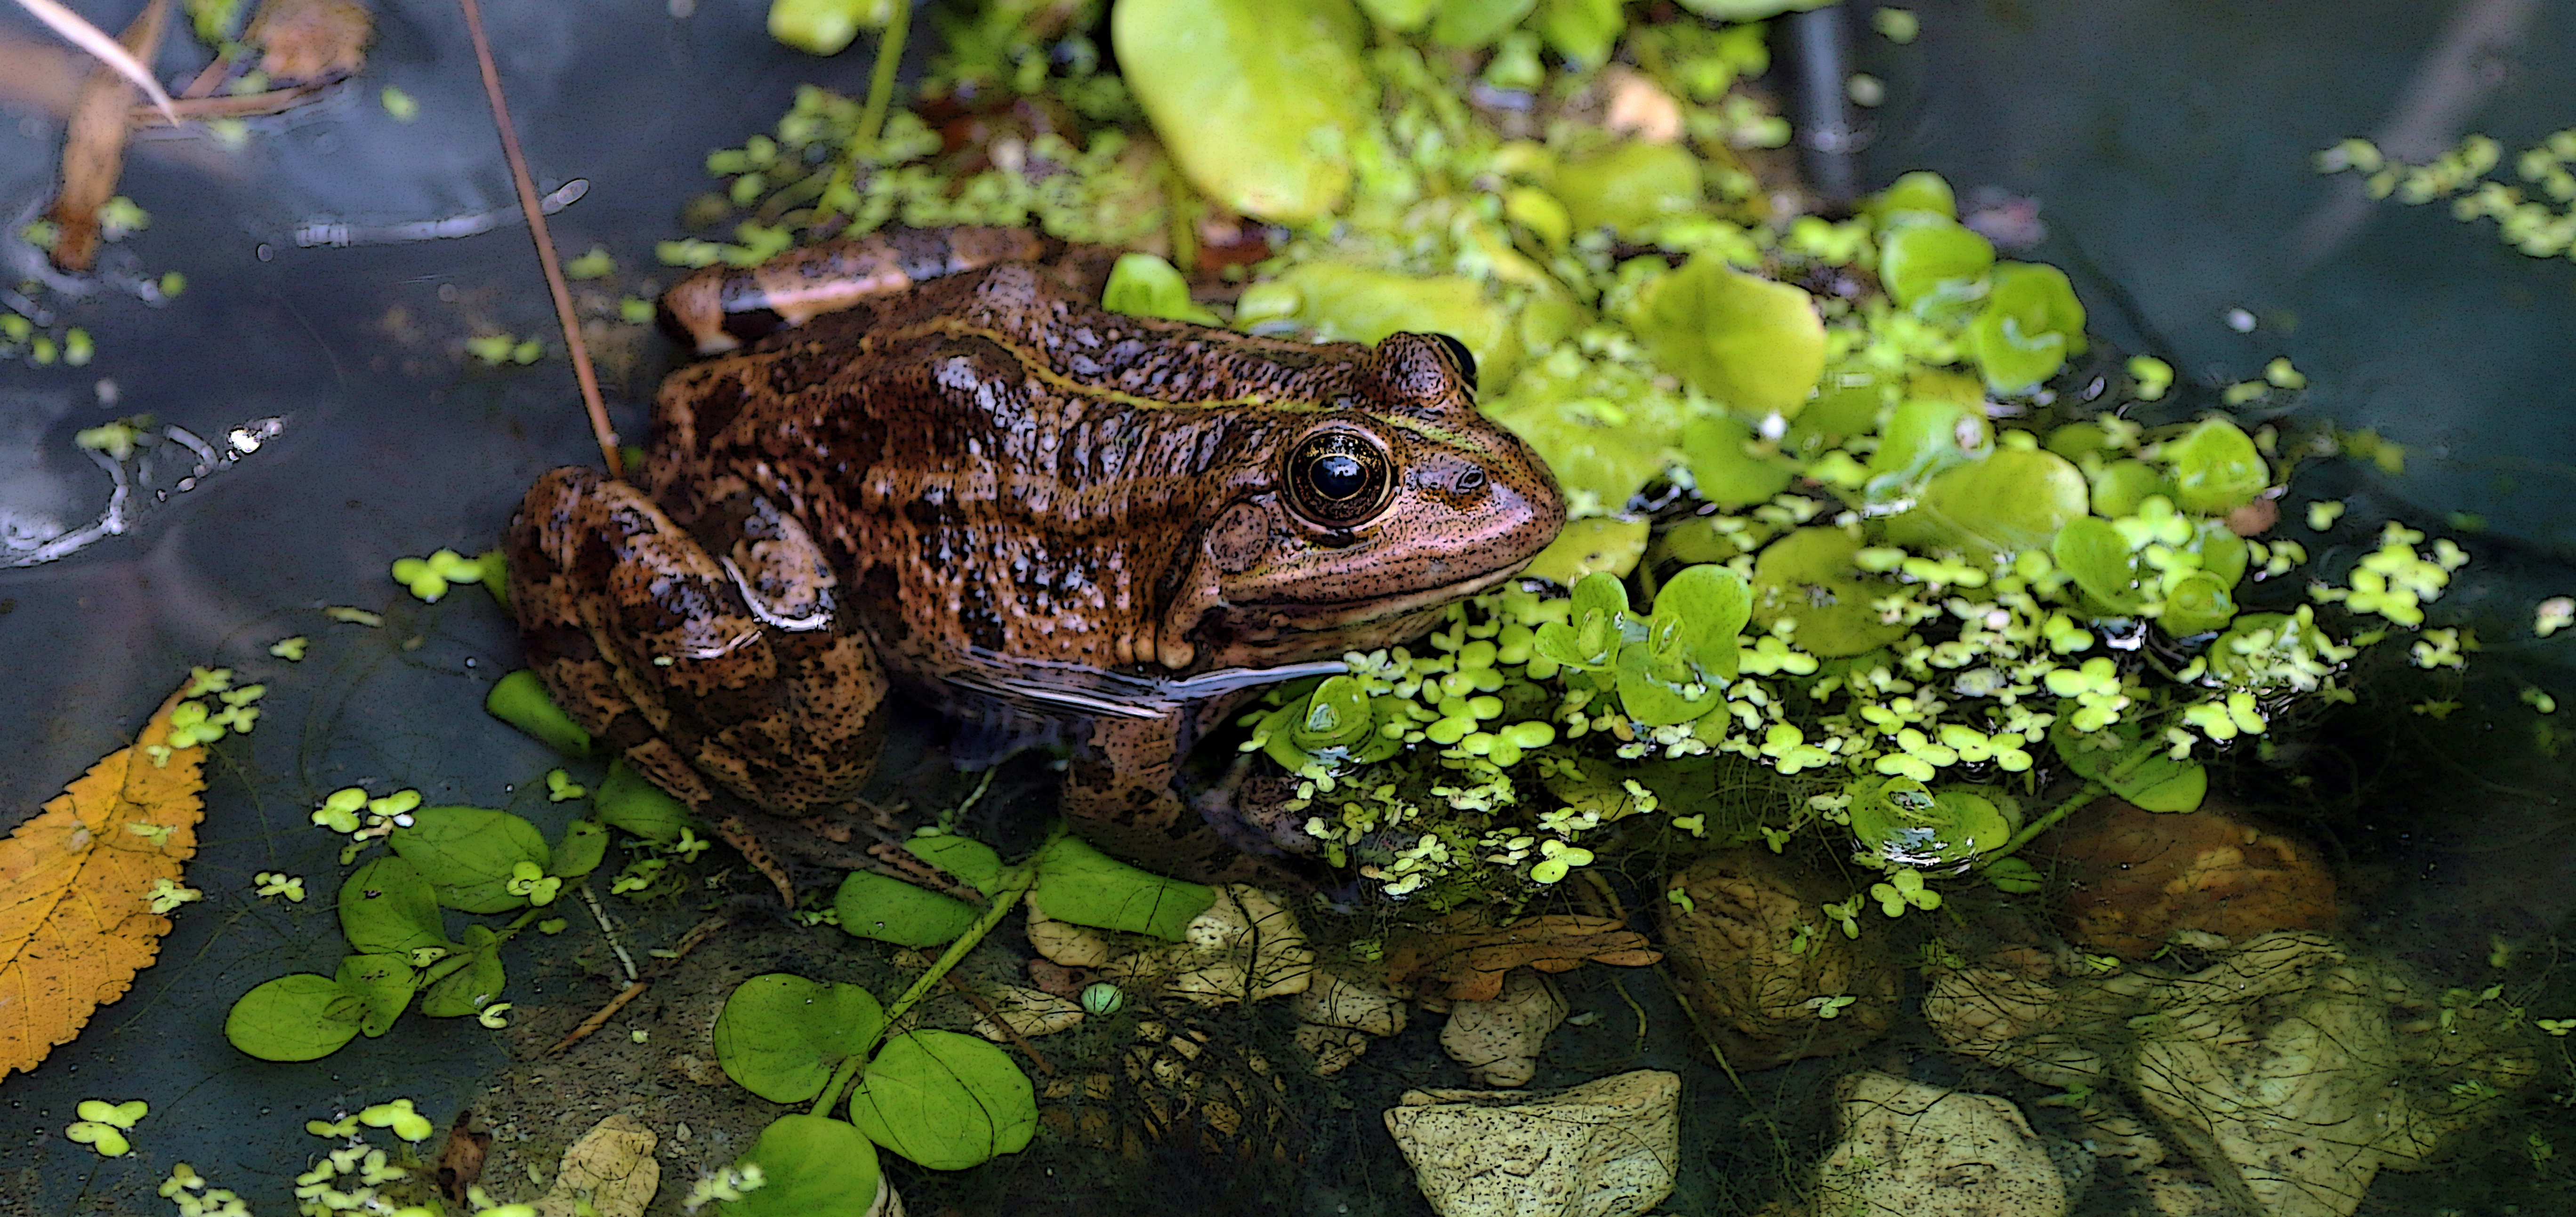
xmin=719 ymin=1114 xmax=883 ymax=1217
xmin=845 ymin=1029 xmax=1037 ymax=1169
xmin=1030 ymin=836 xmax=1215 ymax=941
xmin=833 ymin=872 xmax=978 ymax=948
xmin=2052 ymin=515 xmax=2149 ymax=612
xmin=1877 ymin=213 xmax=1994 ymax=319
xmin=1964 ymin=262 xmax=2086 ymax=392
xmin=1748 ymin=527 xmax=1907 ymax=657
xmin=1553 ymin=142 xmax=1703 ymax=237
xmin=549 ymin=820 xmax=609 ymax=880
xmin=1848 ymin=777 xmax=2015 ymax=866
xmin=1534 ymin=570 xmax=1629 ymax=672
xmin=1680 ymin=413 xmax=1795 ymax=508
xmin=1885 ymin=447 xmax=2089 ymax=558
xmin=1615 ymin=564 xmax=1750 ymax=726
xmin=1863 ymin=397 xmax=1988 ymax=501
xmin=334 ymin=953 xmax=416 ymax=1037
xmin=2165 ymin=417 xmax=2267 ymax=514
xmin=1114 ymin=0 xmax=1373 ymax=224
xmin=0 ymin=684 xmax=205 ymax=1080
xmin=337 ymin=857 xmax=446 ymax=957
xmin=389 ymin=807 xmax=551 ymax=914
xmin=905 ymin=834 xmax=1006 ymax=895
xmin=224 ymin=973 xmax=362 ymax=1063
xmin=485 ymin=669 xmax=594 ymax=758
xmin=419 ymin=925 xmax=505 ymax=1019
xmin=1101 ymin=252 xmax=1219 ymax=324
xmin=595 ymin=760 xmax=693 ymax=844
xmin=713 ymin=974 xmax=886 ymax=1104
xmin=1634 ymin=255 xmax=1826 ymax=417
xmin=2050 ymin=718 xmax=2206 ymax=812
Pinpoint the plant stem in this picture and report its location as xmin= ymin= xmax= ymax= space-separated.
xmin=817 ymin=0 xmax=915 ymax=224
xmin=807 ymin=823 xmax=1063 ymax=1116
xmin=1986 ymin=781 xmax=2105 ymax=862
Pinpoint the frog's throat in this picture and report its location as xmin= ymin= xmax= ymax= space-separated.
xmin=947 ymin=657 xmax=1350 ymax=721
xmin=1160 ymin=559 xmax=1533 ymax=672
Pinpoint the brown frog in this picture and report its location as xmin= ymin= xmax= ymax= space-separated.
xmin=508 ymin=230 xmax=1564 ymax=892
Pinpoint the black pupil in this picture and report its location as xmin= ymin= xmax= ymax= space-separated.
xmin=1312 ymin=453 xmax=1368 ymax=499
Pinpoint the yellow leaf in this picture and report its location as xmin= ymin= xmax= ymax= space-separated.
xmin=0 ymin=684 xmax=206 ymax=1080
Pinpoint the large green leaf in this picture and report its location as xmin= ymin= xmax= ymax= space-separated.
xmin=1965 ymin=262 xmax=2087 ymax=393
xmin=1877 ymin=213 xmax=1994 ymax=318
xmin=334 ymin=953 xmax=415 ymax=1038
xmin=718 ymin=1115 xmax=884 ymax=1217
xmin=1615 ymin=565 xmax=1750 ymax=726
xmin=834 ymin=872 xmax=979 ymax=948
xmin=1747 ymin=527 xmax=1906 ymax=657
xmin=2050 ymin=717 xmax=2206 ymax=812
xmin=1634 ymin=256 xmax=1826 ymax=417
xmin=595 ymin=760 xmax=694 ymax=844
xmin=1553 ymin=143 xmax=1704 ymax=238
xmin=1030 ymin=836 xmax=1216 ymax=940
xmin=1883 ymin=447 xmax=2090 ymax=558
xmin=904 ymin=833 xmax=1007 ymax=895
xmin=338 ymin=857 xmax=447 ymax=957
xmin=846 ymin=1031 xmax=1038 ymax=1170
xmin=2165 ymin=417 xmax=2267 ymax=513
xmin=1680 ymin=413 xmax=1794 ymax=509
xmin=1114 ymin=0 xmax=1374 ymax=224
xmin=713 ymin=975 xmax=887 ymax=1105
xmin=389 ymin=807 xmax=552 ymax=913
xmin=225 ymin=974 xmax=363 ymax=1063
xmin=419 ymin=925 xmax=507 ymax=1019
xmin=2051 ymin=515 xmax=2149 ymax=613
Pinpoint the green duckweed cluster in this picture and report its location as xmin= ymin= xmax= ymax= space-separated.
xmin=2318 ymin=129 xmax=2576 ymax=259
xmin=679 ymin=0 xmax=2466 ymax=910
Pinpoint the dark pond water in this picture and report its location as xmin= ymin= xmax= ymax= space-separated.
xmin=0 ymin=1 xmax=2570 ymax=1214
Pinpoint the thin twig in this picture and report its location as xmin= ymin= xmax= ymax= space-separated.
xmin=578 ymin=883 xmax=638 ymax=983
xmin=453 ymin=0 xmax=620 ymax=480
xmin=546 ymin=915 xmax=728 ymax=1056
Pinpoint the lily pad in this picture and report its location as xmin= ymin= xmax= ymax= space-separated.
xmin=1870 ymin=169 xmax=1956 ymax=220
xmin=1862 ymin=397 xmax=1989 ymax=502
xmin=338 ymin=857 xmax=447 ymax=958
xmin=1848 ymin=777 xmax=2016 ymax=865
xmin=389 ymin=807 xmax=551 ymax=914
xmin=834 ymin=872 xmax=979 ymax=948
xmin=713 ymin=974 xmax=887 ymax=1104
xmin=719 ymin=1115 xmax=883 ymax=1217
xmin=845 ymin=1030 xmax=1038 ymax=1170
xmin=1965 ymin=262 xmax=2087 ymax=393
xmin=1634 ymin=256 xmax=1826 ymax=417
xmin=2052 ymin=515 xmax=2149 ymax=613
xmin=1114 ymin=0 xmax=1374 ymax=225
xmin=2087 ymin=459 xmax=2173 ymax=519
xmin=1884 ymin=447 xmax=2089 ymax=558
xmin=1748 ymin=527 xmax=1907 ymax=657
xmin=1615 ymin=565 xmax=1749 ymax=726
xmin=1030 ymin=835 xmax=1216 ymax=941
xmin=225 ymin=974 xmax=363 ymax=1063
xmin=1553 ymin=142 xmax=1704 ymax=238
xmin=1534 ymin=570 xmax=1629 ymax=673
xmin=2165 ymin=417 xmax=2267 ymax=514
xmin=1680 ymin=413 xmax=1794 ymax=508
xmin=1877 ymin=213 xmax=1994 ymax=319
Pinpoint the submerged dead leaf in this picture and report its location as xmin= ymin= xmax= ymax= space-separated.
xmin=0 ymin=683 xmax=206 ymax=1080
xmin=244 ymin=0 xmax=371 ymax=86
xmin=1384 ymin=913 xmax=1661 ymax=1002
xmin=45 ymin=0 xmax=168 ymax=272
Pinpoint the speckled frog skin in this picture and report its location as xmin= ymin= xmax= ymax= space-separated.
xmin=508 ymin=233 xmax=1564 ymax=884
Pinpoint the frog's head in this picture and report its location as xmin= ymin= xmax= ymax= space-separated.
xmin=1166 ymin=332 xmax=1565 ymax=670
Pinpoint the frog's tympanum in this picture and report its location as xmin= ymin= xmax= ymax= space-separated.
xmin=509 ymin=228 xmax=1564 ymax=890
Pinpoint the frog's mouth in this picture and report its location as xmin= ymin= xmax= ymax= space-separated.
xmin=1221 ymin=558 xmax=1534 ymax=653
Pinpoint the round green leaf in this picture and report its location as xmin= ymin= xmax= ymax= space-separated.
xmin=338 ymin=857 xmax=447 ymax=957
xmin=1616 ymin=564 xmax=1750 ymax=723
xmin=2160 ymin=570 xmax=2238 ymax=635
xmin=2165 ymin=418 xmax=2266 ymax=514
xmin=766 ymin=0 xmax=891 ymax=56
xmin=420 ymin=926 xmax=507 ymax=1019
xmin=834 ymin=872 xmax=979 ymax=948
xmin=2087 ymin=459 xmax=2172 ymax=519
xmin=2051 ymin=516 xmax=2148 ymax=613
xmin=1965 ymin=262 xmax=2087 ymax=393
xmin=334 ymin=953 xmax=416 ymax=1038
xmin=1850 ymin=778 xmax=2015 ymax=865
xmin=1877 ymin=214 xmax=1994 ymax=318
xmin=595 ymin=760 xmax=695 ymax=844
xmin=225 ymin=974 xmax=363 ymax=1062
xmin=719 ymin=1115 xmax=884 ymax=1217
xmin=1030 ymin=836 xmax=1216 ymax=940
xmin=1862 ymin=397 xmax=1989 ymax=501
xmin=846 ymin=1030 xmax=1038 ymax=1170
xmin=1532 ymin=0 xmax=1623 ymax=66
xmin=1884 ymin=448 xmax=2090 ymax=558
xmin=1748 ymin=527 xmax=1906 ymax=657
xmin=1681 ymin=414 xmax=1794 ymax=509
xmin=485 ymin=669 xmax=593 ymax=758
xmin=2050 ymin=718 xmax=2207 ymax=812
xmin=903 ymin=834 xmax=1007 ymax=895
xmin=1634 ymin=256 xmax=1826 ymax=417
xmin=1427 ymin=0 xmax=1537 ymax=47
xmin=389 ymin=807 xmax=551 ymax=913
xmin=550 ymin=819 xmax=609 ymax=880
xmin=1552 ymin=142 xmax=1704 ymax=238
xmin=1114 ymin=0 xmax=1373 ymax=224
xmin=714 ymin=975 xmax=887 ymax=1105
xmin=1871 ymin=170 xmax=1957 ymax=221
xmin=1534 ymin=570 xmax=1629 ymax=672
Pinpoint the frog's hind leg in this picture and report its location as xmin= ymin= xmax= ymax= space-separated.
xmin=509 ymin=466 xmax=888 ymax=905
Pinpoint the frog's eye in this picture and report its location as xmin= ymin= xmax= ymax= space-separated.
xmin=1285 ymin=430 xmax=1394 ymax=528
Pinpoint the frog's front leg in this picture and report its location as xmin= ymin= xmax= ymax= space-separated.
xmin=1062 ymin=713 xmax=1314 ymax=886
xmin=509 ymin=467 xmax=887 ymax=903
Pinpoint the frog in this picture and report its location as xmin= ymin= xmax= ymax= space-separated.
xmin=507 ymin=229 xmax=1565 ymax=895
